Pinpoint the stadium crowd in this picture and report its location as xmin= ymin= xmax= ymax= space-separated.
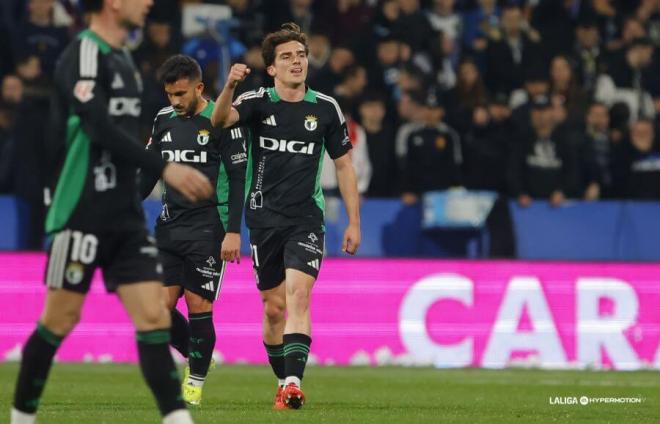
xmin=2 ymin=0 xmax=660 ymax=249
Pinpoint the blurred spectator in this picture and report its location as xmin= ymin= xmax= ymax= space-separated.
xmin=331 ymin=0 xmax=373 ymax=47
xmin=462 ymin=93 xmax=513 ymax=193
xmin=2 ymin=75 xmax=24 ymax=104
xmin=15 ymin=54 xmax=50 ymax=100
xmin=134 ymin=19 xmax=178 ymax=138
xmin=485 ymin=5 xmax=543 ymax=94
xmin=333 ymin=64 xmax=368 ymax=115
xmin=235 ymin=44 xmax=268 ymax=95
xmin=395 ymin=90 xmax=431 ymax=163
xmin=510 ymin=66 xmax=550 ymax=132
xmin=606 ymin=15 xmax=647 ymax=55
xmin=578 ymin=102 xmax=614 ymax=199
xmin=400 ymin=93 xmax=462 ymax=204
xmin=226 ymin=0 xmax=265 ymax=47
xmin=12 ymin=0 xmax=70 ymax=78
xmin=426 ymin=0 xmax=461 ymax=65
xmin=461 ymin=0 xmax=500 ymax=55
xmin=444 ymin=57 xmax=489 ymax=135
xmin=266 ymin=0 xmax=319 ymax=34
xmin=509 ymin=95 xmax=573 ymax=207
xmin=373 ymin=0 xmax=401 ymax=39
xmin=530 ymin=0 xmax=577 ymax=58
xmin=367 ymin=35 xmax=403 ymax=99
xmin=0 ymin=101 xmax=16 ymax=192
xmin=612 ymin=119 xmax=660 ymax=199
xmin=396 ymin=0 xmax=434 ymax=53
xmin=572 ymin=19 xmax=602 ymax=92
xmin=358 ymin=92 xmax=398 ymax=197
xmin=426 ymin=28 xmax=457 ymax=90
xmin=309 ymin=45 xmax=355 ymax=95
xmin=595 ymin=37 xmax=655 ymax=122
xmin=321 ymin=110 xmax=372 ymax=196
xmin=548 ymin=54 xmax=590 ymax=129
xmin=307 ymin=33 xmax=331 ymax=81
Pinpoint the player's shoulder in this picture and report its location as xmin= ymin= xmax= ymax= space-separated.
xmin=310 ymin=89 xmax=345 ymax=124
xmin=233 ymin=86 xmax=268 ymax=106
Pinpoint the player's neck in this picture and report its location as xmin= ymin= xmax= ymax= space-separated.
xmin=273 ymin=80 xmax=306 ymax=102
xmin=89 ymin=14 xmax=129 ymax=50
xmin=194 ymin=97 xmax=208 ymax=116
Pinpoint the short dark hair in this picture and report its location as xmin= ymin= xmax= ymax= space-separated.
xmin=261 ymin=22 xmax=309 ymax=67
xmin=157 ymin=55 xmax=202 ymax=84
xmin=80 ymin=0 xmax=104 ymax=13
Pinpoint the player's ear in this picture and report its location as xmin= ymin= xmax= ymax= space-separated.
xmin=196 ymin=81 xmax=204 ymax=95
xmin=266 ymin=65 xmax=276 ymax=77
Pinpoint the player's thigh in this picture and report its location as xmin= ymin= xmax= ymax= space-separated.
xmin=283 ymin=226 xmax=324 ymax=281
xmin=163 ymin=285 xmax=182 ymax=310
xmin=250 ymin=227 xmax=286 ymax=291
xmin=117 ymin=281 xmax=169 ymax=331
xmin=184 ymin=290 xmax=213 ymax=314
xmin=181 ymin=239 xmax=224 ymax=303
xmin=159 ymin=241 xmax=185 ymax=290
xmin=44 ymin=229 xmax=98 ymax=294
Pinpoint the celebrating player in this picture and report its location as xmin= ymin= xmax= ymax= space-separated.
xmin=139 ymin=54 xmax=247 ymax=406
xmin=10 ymin=2 xmax=212 ymax=424
xmin=211 ymin=22 xmax=361 ymax=409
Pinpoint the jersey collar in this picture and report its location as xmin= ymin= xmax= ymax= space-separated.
xmin=78 ymin=29 xmax=112 ymax=55
xmin=267 ymin=86 xmax=317 ymax=103
xmin=169 ymin=99 xmax=215 ymax=119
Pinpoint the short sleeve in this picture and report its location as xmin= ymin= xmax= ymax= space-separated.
xmin=232 ymin=87 xmax=266 ymax=126
xmin=322 ymin=99 xmax=352 ymax=159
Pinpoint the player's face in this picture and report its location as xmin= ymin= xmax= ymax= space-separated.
xmin=164 ymin=78 xmax=204 ymax=117
xmin=268 ymin=41 xmax=308 ymax=87
xmin=116 ymin=0 xmax=153 ymax=30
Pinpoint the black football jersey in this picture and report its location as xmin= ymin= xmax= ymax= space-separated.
xmin=233 ymin=87 xmax=351 ymax=228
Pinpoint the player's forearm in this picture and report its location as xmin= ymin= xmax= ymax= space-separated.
xmin=211 ymin=85 xmax=235 ymax=128
xmin=226 ymin=170 xmax=245 ymax=233
xmin=336 ymin=164 xmax=361 ymax=226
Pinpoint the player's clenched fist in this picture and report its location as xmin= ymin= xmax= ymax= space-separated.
xmin=226 ymin=63 xmax=251 ymax=88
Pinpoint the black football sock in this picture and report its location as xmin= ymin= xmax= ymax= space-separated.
xmin=13 ymin=323 xmax=63 ymax=413
xmin=283 ymin=333 xmax=312 ymax=385
xmin=169 ymin=308 xmax=190 ymax=358
xmin=136 ymin=329 xmax=186 ymax=416
xmin=187 ymin=312 xmax=216 ymax=383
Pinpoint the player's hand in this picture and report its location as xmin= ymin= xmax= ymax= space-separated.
xmin=342 ymin=222 xmax=361 ymax=255
xmin=221 ymin=232 xmax=241 ymax=263
xmin=226 ymin=63 xmax=251 ymax=89
xmin=162 ymin=163 xmax=213 ymax=202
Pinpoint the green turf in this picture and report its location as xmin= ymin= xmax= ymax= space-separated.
xmin=0 ymin=364 xmax=657 ymax=423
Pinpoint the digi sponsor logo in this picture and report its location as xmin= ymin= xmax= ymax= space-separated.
xmin=259 ymin=137 xmax=315 ymax=155
xmin=162 ymin=150 xmax=208 ymax=163
xmin=108 ymin=97 xmax=141 ymax=117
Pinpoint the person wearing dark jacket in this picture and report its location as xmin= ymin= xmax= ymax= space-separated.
xmin=509 ymin=95 xmax=572 ymax=207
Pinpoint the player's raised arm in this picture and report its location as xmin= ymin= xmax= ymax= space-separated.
xmin=211 ymin=63 xmax=250 ymax=128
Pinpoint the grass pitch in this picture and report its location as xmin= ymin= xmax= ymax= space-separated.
xmin=0 ymin=364 xmax=657 ymax=423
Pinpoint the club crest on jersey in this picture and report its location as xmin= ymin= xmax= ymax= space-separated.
xmin=197 ymin=129 xmax=210 ymax=146
xmin=304 ymin=115 xmax=318 ymax=131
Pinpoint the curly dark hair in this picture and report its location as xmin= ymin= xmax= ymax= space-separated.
xmin=261 ymin=22 xmax=309 ymax=67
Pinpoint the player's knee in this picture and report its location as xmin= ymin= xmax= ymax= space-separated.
xmin=41 ymin=309 xmax=80 ymax=336
xmin=137 ymin=304 xmax=170 ymax=329
xmin=263 ymin=300 xmax=285 ymax=323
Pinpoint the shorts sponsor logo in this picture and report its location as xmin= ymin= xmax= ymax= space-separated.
xmin=197 ymin=129 xmax=210 ymax=146
xmin=259 ymin=137 xmax=315 ymax=155
xmin=73 ymin=80 xmax=95 ymax=103
xmin=206 ymin=256 xmax=216 ymax=267
xmin=65 ymin=262 xmax=84 ymax=285
xmin=202 ymin=280 xmax=215 ymax=291
xmin=298 ymin=241 xmax=322 ymax=255
xmin=304 ymin=115 xmax=318 ymax=131
xmin=308 ymin=233 xmax=318 ymax=243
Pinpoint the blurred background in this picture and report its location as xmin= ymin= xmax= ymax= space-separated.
xmin=0 ymin=0 xmax=659 ymax=372
xmin=3 ymin=0 xmax=660 ymax=260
